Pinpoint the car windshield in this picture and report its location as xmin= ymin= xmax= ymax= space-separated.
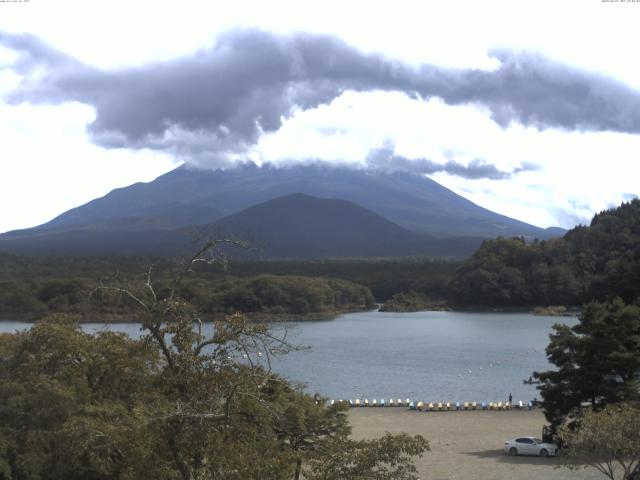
xmin=533 ymin=438 xmax=543 ymax=444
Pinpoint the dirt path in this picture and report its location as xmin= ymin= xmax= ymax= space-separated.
xmin=348 ymin=408 xmax=602 ymax=480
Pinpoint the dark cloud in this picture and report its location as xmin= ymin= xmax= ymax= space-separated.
xmin=365 ymin=141 xmax=536 ymax=180
xmin=2 ymin=29 xmax=640 ymax=167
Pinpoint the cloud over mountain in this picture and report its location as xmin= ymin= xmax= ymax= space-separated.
xmin=364 ymin=141 xmax=537 ymax=179
xmin=3 ymin=29 xmax=640 ymax=168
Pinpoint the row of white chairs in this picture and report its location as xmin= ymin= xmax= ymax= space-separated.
xmin=331 ymin=398 xmax=412 ymax=407
xmin=329 ymin=399 xmax=536 ymax=410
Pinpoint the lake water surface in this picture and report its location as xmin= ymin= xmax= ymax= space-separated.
xmin=0 ymin=310 xmax=574 ymax=404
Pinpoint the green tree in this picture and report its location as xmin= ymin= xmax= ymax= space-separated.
xmin=0 ymin=314 xmax=162 ymax=480
xmin=306 ymin=432 xmax=429 ymax=480
xmin=0 ymin=243 xmax=428 ymax=479
xmin=558 ymin=403 xmax=640 ymax=480
xmin=271 ymin=388 xmax=350 ymax=480
xmin=535 ymin=299 xmax=640 ymax=431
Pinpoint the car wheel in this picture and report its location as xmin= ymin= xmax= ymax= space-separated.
xmin=509 ymin=447 xmax=517 ymax=456
xmin=540 ymin=449 xmax=549 ymax=457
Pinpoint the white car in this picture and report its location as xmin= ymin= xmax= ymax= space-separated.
xmin=504 ymin=437 xmax=559 ymax=457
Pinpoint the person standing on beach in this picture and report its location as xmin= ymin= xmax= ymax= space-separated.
xmin=508 ymin=393 xmax=512 ymax=404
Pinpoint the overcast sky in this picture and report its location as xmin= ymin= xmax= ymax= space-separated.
xmin=1 ymin=0 xmax=639 ymax=234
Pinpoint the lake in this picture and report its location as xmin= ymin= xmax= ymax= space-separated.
xmin=0 ymin=310 xmax=573 ymax=404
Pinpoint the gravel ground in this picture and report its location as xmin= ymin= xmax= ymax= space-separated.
xmin=348 ymin=408 xmax=603 ymax=480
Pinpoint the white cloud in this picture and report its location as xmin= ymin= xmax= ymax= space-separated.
xmin=256 ymin=90 xmax=640 ymax=228
xmin=432 ymin=128 xmax=640 ymax=228
xmin=2 ymin=0 xmax=639 ymax=87
xmin=0 ymin=102 xmax=178 ymax=233
xmin=0 ymin=0 xmax=639 ymax=232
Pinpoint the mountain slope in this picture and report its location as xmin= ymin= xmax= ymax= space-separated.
xmin=32 ymin=163 xmax=562 ymax=239
xmin=0 ymin=163 xmax=566 ymax=257
xmin=209 ymin=193 xmax=481 ymax=258
xmin=0 ymin=194 xmax=482 ymax=258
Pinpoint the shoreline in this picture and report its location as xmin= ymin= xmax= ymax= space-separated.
xmin=0 ymin=305 xmax=580 ymax=324
xmin=348 ymin=408 xmax=600 ymax=480
xmin=379 ymin=304 xmax=580 ymax=316
xmin=0 ymin=306 xmax=375 ymax=324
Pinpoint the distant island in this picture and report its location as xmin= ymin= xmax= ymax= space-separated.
xmin=379 ymin=291 xmax=448 ymax=312
xmin=532 ymin=305 xmax=576 ymax=316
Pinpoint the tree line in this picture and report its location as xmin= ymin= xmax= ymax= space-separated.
xmin=0 ymin=254 xmax=458 ymax=320
xmin=449 ymin=199 xmax=640 ymax=307
xmin=0 ymin=274 xmax=374 ymax=322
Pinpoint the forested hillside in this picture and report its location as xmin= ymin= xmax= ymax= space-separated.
xmin=0 ymin=255 xmax=456 ymax=320
xmin=449 ymin=199 xmax=640 ymax=307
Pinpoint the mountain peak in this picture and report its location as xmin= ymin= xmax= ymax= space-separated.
xmin=0 ymin=163 xmax=565 ymax=257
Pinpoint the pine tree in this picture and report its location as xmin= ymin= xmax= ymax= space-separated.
xmin=535 ymin=298 xmax=640 ymax=431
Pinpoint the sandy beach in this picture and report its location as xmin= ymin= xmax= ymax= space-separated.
xmin=348 ymin=408 xmax=602 ymax=480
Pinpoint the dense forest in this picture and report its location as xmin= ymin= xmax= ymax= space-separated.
xmin=227 ymin=260 xmax=457 ymax=302
xmin=0 ymin=255 xmax=457 ymax=320
xmin=449 ymin=199 xmax=640 ymax=307
xmin=0 ymin=272 xmax=374 ymax=322
xmin=181 ymin=275 xmax=375 ymax=319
